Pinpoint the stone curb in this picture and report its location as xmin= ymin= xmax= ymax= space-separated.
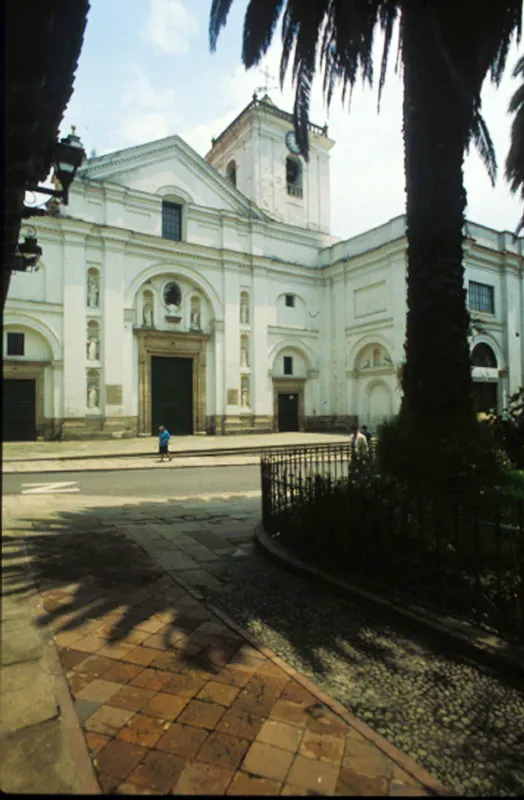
xmin=22 ymin=541 xmax=101 ymax=795
xmin=3 ymin=439 xmax=351 ymax=464
xmin=3 ymin=456 xmax=260 ymax=475
xmin=254 ymin=521 xmax=524 ymax=685
xmin=163 ymin=567 xmax=453 ymax=796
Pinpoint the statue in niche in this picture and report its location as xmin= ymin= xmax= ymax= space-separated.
xmin=240 ymin=295 xmax=249 ymax=325
xmin=143 ymin=301 xmax=154 ymax=328
xmin=241 ymin=381 xmax=249 ymax=407
xmin=190 ymin=308 xmax=201 ymax=330
xmin=87 ymin=336 xmax=99 ymax=361
xmin=361 ymin=356 xmax=372 ymax=370
xmin=87 ymin=383 xmax=99 ymax=409
xmin=373 ymin=348 xmax=382 ymax=367
xmin=240 ymin=338 xmax=249 ymax=367
xmin=87 ymin=273 xmax=99 ymax=308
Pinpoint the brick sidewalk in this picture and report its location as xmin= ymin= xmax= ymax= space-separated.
xmin=31 ymin=548 xmax=450 ymax=795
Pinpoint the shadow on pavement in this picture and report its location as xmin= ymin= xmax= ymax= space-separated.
xmin=3 ymin=498 xmax=524 ymax=795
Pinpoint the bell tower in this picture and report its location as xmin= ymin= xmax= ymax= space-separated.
xmin=205 ymin=94 xmax=335 ymax=234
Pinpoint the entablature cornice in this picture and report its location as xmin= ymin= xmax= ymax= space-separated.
xmin=6 ymin=299 xmax=63 ymax=313
xmin=321 ymin=239 xmax=407 ymax=275
xmin=468 ymin=312 xmax=504 ymax=331
xmin=344 ymin=317 xmax=395 ymax=334
xmin=268 ymin=325 xmax=320 ymax=336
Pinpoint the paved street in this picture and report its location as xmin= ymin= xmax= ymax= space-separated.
xmin=3 ymin=464 xmax=524 ymax=796
xmin=2 ymin=465 xmax=261 ymax=498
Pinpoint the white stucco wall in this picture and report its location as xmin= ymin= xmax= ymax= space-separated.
xmin=5 ymin=111 xmax=523 ymax=437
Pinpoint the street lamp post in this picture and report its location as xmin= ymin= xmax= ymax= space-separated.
xmin=26 ymin=126 xmax=85 ymax=206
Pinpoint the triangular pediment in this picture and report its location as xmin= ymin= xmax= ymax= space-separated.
xmin=78 ymin=135 xmax=266 ymax=219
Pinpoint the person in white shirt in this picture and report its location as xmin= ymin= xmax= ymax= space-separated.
xmin=350 ymin=424 xmax=369 ymax=458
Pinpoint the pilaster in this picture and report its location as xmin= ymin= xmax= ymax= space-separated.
xmin=223 ymin=265 xmax=240 ymax=415
xmin=62 ymin=228 xmax=87 ymax=418
xmin=102 ymin=232 xmax=129 ymax=420
xmin=252 ymin=267 xmax=270 ymax=416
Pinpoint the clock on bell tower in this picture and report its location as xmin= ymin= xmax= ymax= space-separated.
xmin=205 ymin=94 xmax=335 ymax=234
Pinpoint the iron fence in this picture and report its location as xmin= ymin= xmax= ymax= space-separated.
xmin=260 ymin=444 xmax=524 ymax=643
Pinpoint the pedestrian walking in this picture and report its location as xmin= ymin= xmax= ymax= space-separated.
xmin=361 ymin=425 xmax=372 ymax=445
xmin=350 ymin=424 xmax=368 ymax=459
xmin=158 ymin=425 xmax=172 ymax=462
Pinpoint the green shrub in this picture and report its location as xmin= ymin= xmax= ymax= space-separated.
xmin=488 ymin=387 xmax=524 ymax=468
xmin=375 ymin=411 xmax=512 ymax=496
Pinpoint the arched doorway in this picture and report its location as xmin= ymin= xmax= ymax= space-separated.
xmin=3 ymin=322 xmax=57 ymax=440
xmin=271 ymin=345 xmax=310 ymax=432
xmin=368 ymin=382 xmax=393 ymax=428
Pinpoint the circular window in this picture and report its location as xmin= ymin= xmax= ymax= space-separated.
xmin=163 ymin=282 xmax=182 ymax=307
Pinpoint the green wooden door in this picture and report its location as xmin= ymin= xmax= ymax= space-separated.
xmin=3 ymin=379 xmax=36 ymax=441
xmin=151 ymin=356 xmax=193 ymax=435
xmin=278 ymin=393 xmax=299 ymax=432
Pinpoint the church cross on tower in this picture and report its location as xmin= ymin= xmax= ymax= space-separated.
xmin=254 ymin=65 xmax=278 ymax=98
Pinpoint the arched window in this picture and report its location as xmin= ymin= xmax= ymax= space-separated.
xmin=226 ymin=160 xmax=237 ymax=187
xmin=286 ymin=157 xmax=303 ymax=198
xmin=162 ymin=199 xmax=182 ymax=241
xmin=472 ymin=343 xmax=497 ymax=368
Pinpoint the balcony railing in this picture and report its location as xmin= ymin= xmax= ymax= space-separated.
xmin=287 ymin=183 xmax=303 ymax=198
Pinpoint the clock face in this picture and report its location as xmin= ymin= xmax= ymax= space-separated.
xmin=285 ymin=130 xmax=301 ymax=155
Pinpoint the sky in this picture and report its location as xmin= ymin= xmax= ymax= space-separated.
xmin=59 ymin=0 xmax=523 ymax=241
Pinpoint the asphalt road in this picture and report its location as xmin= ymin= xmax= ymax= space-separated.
xmin=2 ymin=464 xmax=261 ymax=497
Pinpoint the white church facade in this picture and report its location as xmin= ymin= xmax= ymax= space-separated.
xmin=3 ymin=95 xmax=524 ymax=440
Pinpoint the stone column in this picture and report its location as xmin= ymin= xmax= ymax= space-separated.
xmin=122 ymin=308 xmax=137 ymax=429
xmin=53 ymin=360 xmax=64 ymax=434
xmin=223 ymin=265 xmax=240 ymax=433
xmin=61 ymin=226 xmax=87 ymax=436
xmin=212 ymin=319 xmax=225 ymax=434
xmin=102 ymin=232 xmax=128 ymax=431
xmin=502 ymin=259 xmax=523 ymax=396
xmin=319 ymin=275 xmax=334 ymax=426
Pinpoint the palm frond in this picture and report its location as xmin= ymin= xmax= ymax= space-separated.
xmin=378 ymin=1 xmax=399 ymax=110
xmin=505 ymin=54 xmax=524 ymax=234
xmin=242 ymin=0 xmax=286 ymax=68
xmin=488 ymin=9 xmax=522 ymax=85
xmin=466 ymin=107 xmax=497 ymax=186
xmin=209 ymin=0 xmax=235 ymax=52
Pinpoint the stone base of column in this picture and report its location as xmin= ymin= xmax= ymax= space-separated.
xmin=206 ymin=414 xmax=273 ymax=436
xmin=61 ymin=416 xmax=138 ymax=440
xmin=305 ymin=415 xmax=356 ymax=433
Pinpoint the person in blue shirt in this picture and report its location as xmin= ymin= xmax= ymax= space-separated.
xmin=158 ymin=425 xmax=172 ymax=462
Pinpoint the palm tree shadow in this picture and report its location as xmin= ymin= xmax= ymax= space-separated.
xmin=4 ymin=497 xmax=524 ymax=796
xmin=2 ymin=501 xmax=249 ymax=678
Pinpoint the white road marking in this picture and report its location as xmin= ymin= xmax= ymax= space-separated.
xmin=21 ymin=481 xmax=80 ymax=494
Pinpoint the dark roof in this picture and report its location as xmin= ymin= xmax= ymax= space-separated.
xmin=4 ymin=0 xmax=89 ymax=305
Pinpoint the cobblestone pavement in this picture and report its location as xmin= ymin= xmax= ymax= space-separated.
xmin=3 ymin=493 xmax=439 ymax=796
xmin=4 ymin=491 xmax=523 ymax=795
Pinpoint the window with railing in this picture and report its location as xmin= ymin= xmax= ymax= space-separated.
xmin=162 ymin=200 xmax=182 ymax=241
xmin=468 ymin=281 xmax=494 ymax=314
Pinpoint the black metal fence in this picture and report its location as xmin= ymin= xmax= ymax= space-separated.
xmin=260 ymin=444 xmax=524 ymax=643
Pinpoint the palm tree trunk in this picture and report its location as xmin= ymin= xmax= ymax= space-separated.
xmin=400 ymin=2 xmax=478 ymax=428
